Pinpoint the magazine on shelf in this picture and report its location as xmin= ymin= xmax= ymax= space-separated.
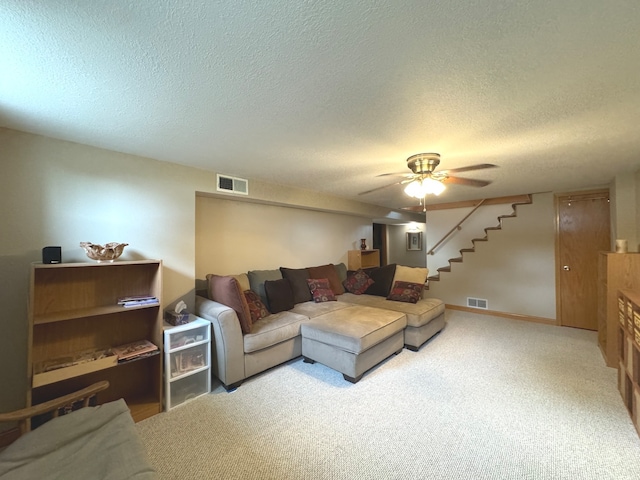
xmin=117 ymin=295 xmax=159 ymax=308
xmin=112 ymin=340 xmax=158 ymax=362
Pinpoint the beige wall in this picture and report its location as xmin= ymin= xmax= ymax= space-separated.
xmin=387 ymin=223 xmax=427 ymax=267
xmin=611 ymin=174 xmax=638 ymax=252
xmin=195 ymin=195 xmax=373 ymax=277
xmin=0 ymin=127 xmax=416 ymax=416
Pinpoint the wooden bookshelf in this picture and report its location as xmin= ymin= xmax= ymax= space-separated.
xmin=347 ymin=249 xmax=380 ymax=270
xmin=28 ymin=260 xmax=163 ymax=422
xmin=617 ymin=290 xmax=640 ymax=437
xmin=597 ymin=253 xmax=640 ymax=367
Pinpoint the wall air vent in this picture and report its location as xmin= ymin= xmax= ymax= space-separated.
xmin=467 ymin=297 xmax=488 ymax=309
xmin=217 ymin=174 xmax=248 ymax=195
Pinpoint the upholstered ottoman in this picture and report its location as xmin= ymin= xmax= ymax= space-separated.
xmin=301 ymin=305 xmax=407 ymax=383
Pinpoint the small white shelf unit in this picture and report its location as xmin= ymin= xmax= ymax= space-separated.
xmin=163 ymin=316 xmax=211 ymax=410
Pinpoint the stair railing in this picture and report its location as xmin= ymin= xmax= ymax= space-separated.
xmin=427 ymin=199 xmax=486 ymax=255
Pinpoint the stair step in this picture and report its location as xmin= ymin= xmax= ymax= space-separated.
xmin=431 ymin=194 xmax=534 ymax=282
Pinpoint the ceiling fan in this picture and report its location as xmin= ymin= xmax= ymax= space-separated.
xmin=358 ymin=153 xmax=496 ymax=200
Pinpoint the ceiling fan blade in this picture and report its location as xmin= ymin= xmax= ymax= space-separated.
xmin=443 ymin=176 xmax=492 ymax=187
xmin=440 ymin=163 xmax=497 ymax=174
xmin=358 ymin=180 xmax=405 ymax=195
xmin=376 ymin=172 xmax=414 ymax=178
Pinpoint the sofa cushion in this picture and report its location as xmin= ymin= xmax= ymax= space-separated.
xmin=340 ymin=292 xmax=445 ymax=328
xmin=363 ymin=263 xmax=397 ymax=297
xmin=290 ymin=300 xmax=352 ymax=319
xmin=335 ymin=262 xmax=348 ymax=283
xmin=244 ymin=310 xmax=309 ymax=353
xmin=280 ymin=267 xmax=312 ymax=304
xmin=387 ymin=281 xmax=423 ymax=304
xmin=391 ymin=265 xmax=428 ymax=287
xmin=265 ymin=278 xmax=295 ymax=313
xmin=308 ymin=264 xmax=345 ymax=295
xmin=343 ymin=269 xmax=375 ymax=295
xmin=206 ymin=274 xmax=253 ymax=334
xmin=307 ymin=278 xmax=337 ymax=303
xmin=231 ymin=273 xmax=251 ymax=292
xmin=244 ymin=290 xmax=270 ymax=322
xmin=248 ymin=269 xmax=282 ymax=310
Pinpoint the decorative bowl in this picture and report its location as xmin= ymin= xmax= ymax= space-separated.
xmin=80 ymin=242 xmax=128 ymax=263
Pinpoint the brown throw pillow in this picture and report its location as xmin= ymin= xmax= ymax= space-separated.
xmin=307 ymin=278 xmax=337 ymax=303
xmin=206 ymin=274 xmax=253 ymax=334
xmin=280 ymin=267 xmax=312 ymax=304
xmin=386 ymin=280 xmax=423 ymax=304
xmin=264 ymin=278 xmax=295 ymax=313
xmin=308 ymin=264 xmax=345 ymax=295
xmin=244 ymin=290 xmax=270 ymax=323
xmin=343 ymin=269 xmax=375 ymax=295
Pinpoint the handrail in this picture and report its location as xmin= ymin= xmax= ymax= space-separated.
xmin=428 ymin=199 xmax=486 ymax=255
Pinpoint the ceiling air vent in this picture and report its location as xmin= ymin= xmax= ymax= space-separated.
xmin=217 ymin=174 xmax=248 ymax=195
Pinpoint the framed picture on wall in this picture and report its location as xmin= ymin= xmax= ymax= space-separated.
xmin=406 ymin=232 xmax=422 ymax=251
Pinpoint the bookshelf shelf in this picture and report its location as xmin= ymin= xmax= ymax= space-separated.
xmin=28 ymin=260 xmax=163 ymax=422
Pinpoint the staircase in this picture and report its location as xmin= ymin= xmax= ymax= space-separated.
xmin=427 ymin=194 xmax=533 ymax=283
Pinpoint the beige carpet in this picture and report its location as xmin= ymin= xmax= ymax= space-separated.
xmin=136 ymin=310 xmax=640 ymax=479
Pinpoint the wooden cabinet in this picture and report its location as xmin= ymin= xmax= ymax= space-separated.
xmin=28 ymin=260 xmax=163 ymax=422
xmin=598 ymin=253 xmax=640 ymax=367
xmin=617 ymin=290 xmax=640 ymax=436
xmin=347 ymin=250 xmax=380 ymax=270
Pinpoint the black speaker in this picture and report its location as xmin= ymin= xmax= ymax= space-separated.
xmin=42 ymin=246 xmax=62 ymax=264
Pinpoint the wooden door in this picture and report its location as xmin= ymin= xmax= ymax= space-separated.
xmin=556 ymin=190 xmax=611 ymax=330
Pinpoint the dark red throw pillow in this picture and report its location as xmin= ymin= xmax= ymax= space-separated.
xmin=342 ymin=269 xmax=375 ymax=295
xmin=307 ymin=278 xmax=337 ymax=303
xmin=244 ymin=290 xmax=270 ymax=323
xmin=386 ymin=281 xmax=423 ymax=304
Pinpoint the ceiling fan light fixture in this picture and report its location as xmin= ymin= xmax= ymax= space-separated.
xmin=404 ymin=177 xmax=445 ymax=198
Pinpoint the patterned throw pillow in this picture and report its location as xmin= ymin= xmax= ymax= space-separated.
xmin=244 ymin=290 xmax=270 ymax=322
xmin=306 ymin=278 xmax=337 ymax=303
xmin=342 ymin=269 xmax=375 ymax=295
xmin=386 ymin=280 xmax=423 ymax=304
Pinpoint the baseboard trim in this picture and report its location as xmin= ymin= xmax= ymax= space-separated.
xmin=445 ymin=304 xmax=557 ymax=326
xmin=0 ymin=427 xmax=20 ymax=449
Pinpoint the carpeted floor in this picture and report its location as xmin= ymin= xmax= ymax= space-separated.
xmin=136 ymin=310 xmax=640 ymax=479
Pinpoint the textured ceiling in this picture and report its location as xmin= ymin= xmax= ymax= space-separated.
xmin=2 ymin=1 xmax=640 ymax=210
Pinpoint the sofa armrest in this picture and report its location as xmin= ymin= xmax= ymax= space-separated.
xmin=195 ymin=295 xmax=245 ymax=388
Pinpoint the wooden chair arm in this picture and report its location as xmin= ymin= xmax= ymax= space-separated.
xmin=0 ymin=380 xmax=110 ymax=436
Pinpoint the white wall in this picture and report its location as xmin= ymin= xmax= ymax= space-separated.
xmin=427 ymin=193 xmax=557 ymax=320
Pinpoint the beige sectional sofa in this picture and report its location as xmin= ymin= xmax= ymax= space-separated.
xmin=195 ymin=262 xmax=445 ymax=390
